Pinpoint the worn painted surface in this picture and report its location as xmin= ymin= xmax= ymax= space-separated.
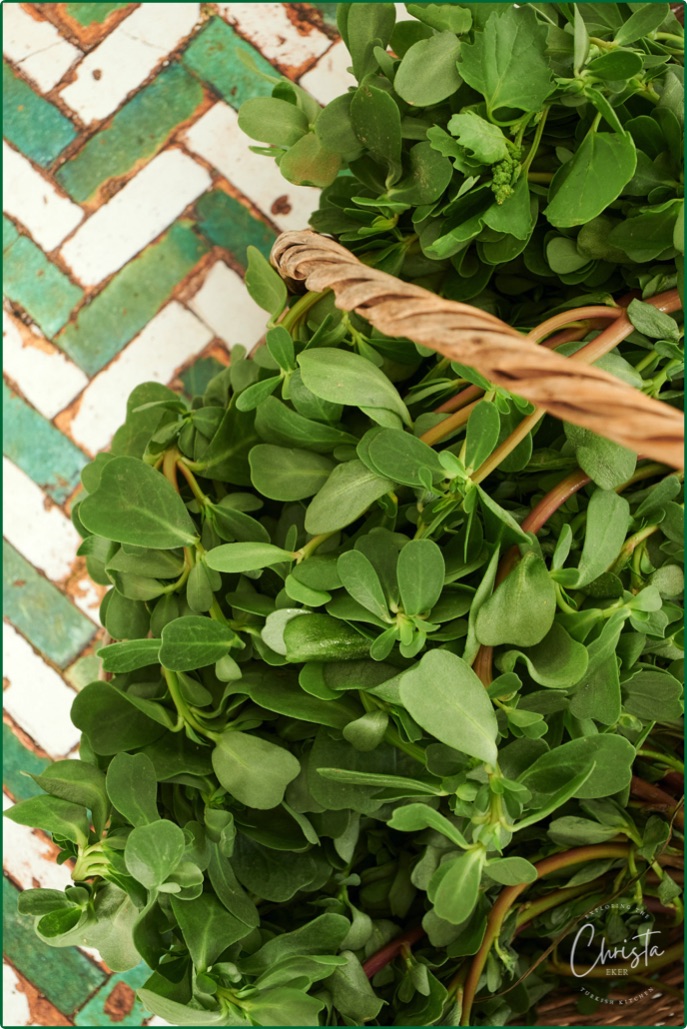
xmin=2 ymin=3 xmax=351 ymax=1024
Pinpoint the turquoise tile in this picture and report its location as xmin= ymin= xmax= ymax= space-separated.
xmin=64 ymin=653 xmax=102 ymax=692
xmin=3 ymin=875 xmax=107 ymax=1015
xmin=3 ymin=234 xmax=83 ymax=337
xmin=65 ymin=2 xmax=130 ymax=24
xmin=3 ymin=541 xmax=96 ymax=668
xmin=3 ymin=60 xmax=77 ymax=167
xmin=182 ymin=17 xmax=276 ymax=109
xmin=55 ymin=220 xmax=209 ymax=375
xmin=3 ymin=381 xmax=88 ymax=503
xmin=3 ymin=215 xmax=19 ymax=251
xmin=196 ymin=188 xmax=276 ymax=265
xmin=3 ymin=723 xmax=48 ymax=802
xmin=310 ymin=3 xmax=339 ymax=28
xmin=74 ymin=964 xmax=151 ymax=1026
xmin=56 ymin=64 xmax=205 ymax=202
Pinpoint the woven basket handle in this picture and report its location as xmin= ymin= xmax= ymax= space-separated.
xmin=271 ymin=230 xmax=683 ymax=470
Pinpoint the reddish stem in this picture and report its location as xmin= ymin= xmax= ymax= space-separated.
xmin=661 ymin=771 xmax=685 ymax=796
xmin=363 ymin=924 xmax=425 ymax=979
xmin=436 ymin=383 xmax=482 ymax=414
xmin=522 ymin=469 xmax=592 ymax=534
xmin=458 ymin=844 xmax=632 ymax=1025
xmin=473 ymin=469 xmax=592 ymax=683
xmin=631 ymin=776 xmax=685 ymax=831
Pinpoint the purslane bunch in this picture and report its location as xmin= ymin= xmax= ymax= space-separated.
xmin=6 ymin=4 xmax=684 ymax=1027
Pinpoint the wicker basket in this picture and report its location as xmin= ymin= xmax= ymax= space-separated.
xmin=270 ymin=229 xmax=685 ymax=1027
xmin=534 ymin=963 xmax=685 ymax=1026
xmin=271 ymin=230 xmax=684 ymax=471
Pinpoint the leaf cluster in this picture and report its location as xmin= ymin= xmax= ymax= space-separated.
xmin=239 ymin=1 xmax=685 ymax=320
xmin=8 ymin=251 xmax=684 ymax=1023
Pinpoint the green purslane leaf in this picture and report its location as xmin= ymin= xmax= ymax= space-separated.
xmin=545 ymin=131 xmax=637 ymax=228
xmin=106 ymin=753 xmax=159 ymax=827
xmin=458 ymin=6 xmax=552 ymax=116
xmin=79 ymin=456 xmax=199 ymax=549
xmin=238 ymin=97 xmax=309 ymax=149
xmin=350 ymin=83 xmax=402 ymax=184
xmin=400 ymin=650 xmax=499 ymax=766
xmin=298 ymin=348 xmax=411 ymax=425
xmin=475 ymin=552 xmax=556 ymax=647
xmin=205 ymin=541 xmax=294 ymax=573
xmin=397 ymin=539 xmax=445 ymax=615
xmin=124 ymin=819 xmax=186 ymax=888
xmin=447 ymin=112 xmax=510 ymax=165
xmin=249 ymin=444 xmax=334 ymax=501
xmin=305 ymin=459 xmax=394 ymax=534
xmin=212 ymin=731 xmax=301 ymax=809
xmin=394 ymin=31 xmax=463 ymax=107
xmin=5 ymin=795 xmax=90 ymax=847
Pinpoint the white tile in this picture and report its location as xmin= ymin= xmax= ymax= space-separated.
xmin=3 ymin=962 xmax=31 ymax=1028
xmin=2 ymin=5 xmax=80 ymax=92
xmin=69 ymin=575 xmax=104 ymax=626
xmin=183 ymin=102 xmax=319 ymax=231
xmin=218 ymin=3 xmax=330 ymax=71
xmin=187 ymin=260 xmax=266 ymax=349
xmin=395 ymin=3 xmax=416 ymax=21
xmin=59 ymin=3 xmax=201 ymax=123
xmin=3 ymin=143 xmax=83 ymax=252
xmin=68 ymin=301 xmax=213 ymax=452
xmin=3 ymin=623 xmax=81 ymax=758
xmin=3 ymin=459 xmax=81 ymax=582
xmin=299 ymin=39 xmax=355 ymax=106
xmin=3 ymin=792 xmax=74 ymax=893
xmin=59 ymin=149 xmax=211 ymax=286
xmin=3 ymin=309 xmax=88 ymax=420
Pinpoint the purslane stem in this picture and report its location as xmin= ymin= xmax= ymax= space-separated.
xmin=456 ymin=844 xmax=633 ymax=1025
xmin=419 ymin=399 xmax=480 ymax=446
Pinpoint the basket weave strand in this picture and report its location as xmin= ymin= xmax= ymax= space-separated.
xmin=271 ymin=231 xmax=684 ymax=470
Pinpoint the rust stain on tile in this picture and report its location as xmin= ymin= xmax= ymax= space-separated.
xmin=103 ymin=981 xmax=136 ymax=1022
xmin=173 ymin=245 xmax=228 ymax=302
xmin=288 ymin=3 xmax=338 ymax=39
xmin=5 ymin=309 xmax=60 ymax=356
xmin=54 ymin=392 xmax=85 ymax=442
xmin=35 ymin=3 xmax=139 ymax=51
xmin=271 ymin=194 xmax=293 ymax=217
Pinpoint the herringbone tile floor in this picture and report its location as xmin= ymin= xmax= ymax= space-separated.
xmin=2 ymin=4 xmax=350 ymax=1023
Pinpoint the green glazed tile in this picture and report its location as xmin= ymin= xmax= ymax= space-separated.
xmin=3 ymin=724 xmax=48 ymax=802
xmin=56 ymin=64 xmax=205 ymax=202
xmin=3 ymin=215 xmax=19 ymax=251
xmin=65 ymin=1 xmax=130 ymax=24
xmin=310 ymin=3 xmax=339 ymax=28
xmin=182 ymin=17 xmax=275 ymax=109
xmin=74 ymin=964 xmax=151 ymax=1026
xmin=4 ymin=876 xmax=106 ymax=1015
xmin=3 ymin=382 xmax=88 ymax=503
xmin=179 ymin=355 xmax=225 ymax=399
xmin=3 ymin=541 xmax=96 ymax=668
xmin=3 ymin=60 xmax=77 ymax=167
xmin=4 ymin=234 xmax=83 ymax=337
xmin=196 ymin=189 xmax=276 ymax=265
xmin=55 ymin=220 xmax=209 ymax=375
xmin=64 ymin=653 xmax=102 ymax=692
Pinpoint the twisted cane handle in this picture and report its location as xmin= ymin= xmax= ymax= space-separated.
xmin=271 ymin=230 xmax=683 ymax=470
